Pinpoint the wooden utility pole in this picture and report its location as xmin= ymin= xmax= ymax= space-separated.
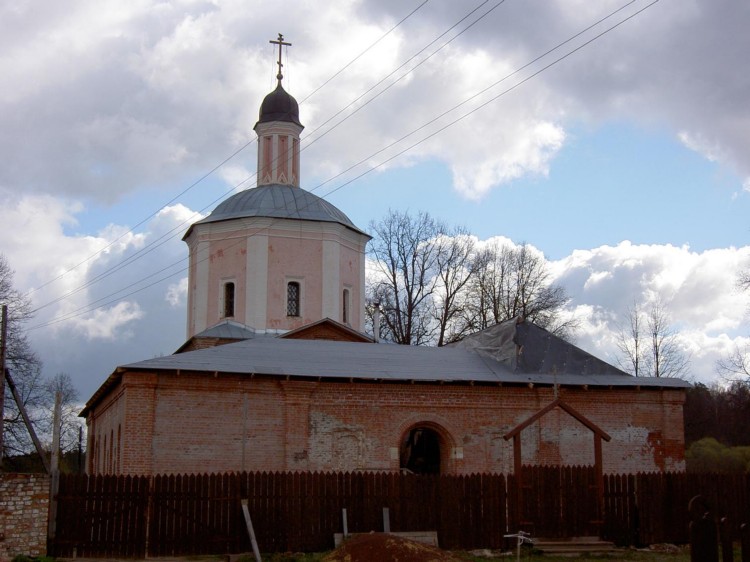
xmin=5 ymin=368 xmax=51 ymax=474
xmin=48 ymin=392 xmax=62 ymax=547
xmin=0 ymin=304 xmax=8 ymax=468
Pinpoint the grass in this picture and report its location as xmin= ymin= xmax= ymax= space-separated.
xmin=255 ymin=543 xmax=748 ymax=561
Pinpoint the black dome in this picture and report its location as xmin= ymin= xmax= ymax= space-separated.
xmin=256 ymin=83 xmax=303 ymax=128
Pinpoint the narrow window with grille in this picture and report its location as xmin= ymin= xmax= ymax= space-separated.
xmin=287 ymin=281 xmax=300 ymax=317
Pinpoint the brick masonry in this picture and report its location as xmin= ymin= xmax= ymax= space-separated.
xmin=86 ymin=372 xmax=686 ymax=476
xmin=0 ymin=473 xmax=49 ymax=562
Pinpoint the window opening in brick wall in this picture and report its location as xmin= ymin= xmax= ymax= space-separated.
xmin=287 ymin=281 xmax=300 ymax=316
xmin=401 ymin=427 xmax=441 ymax=475
xmin=342 ymin=288 xmax=350 ymax=324
xmin=223 ymin=281 xmax=235 ymax=318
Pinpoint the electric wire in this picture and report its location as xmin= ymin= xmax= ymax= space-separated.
xmin=27 ymin=0 xmax=501 ymax=316
xmin=322 ymin=0 xmax=659 ymax=199
xmin=23 ymin=1 xmax=427 ymax=306
xmin=298 ymin=0 xmax=430 ymax=105
xmin=27 ymin=0 xmax=658 ymax=332
xmin=301 ymin=0 xmax=503 ymax=148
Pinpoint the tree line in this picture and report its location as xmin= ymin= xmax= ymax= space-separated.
xmin=366 ymin=209 xmax=576 ymax=347
xmin=366 ymin=209 xmax=692 ymax=380
xmin=684 ymin=381 xmax=750 ymax=472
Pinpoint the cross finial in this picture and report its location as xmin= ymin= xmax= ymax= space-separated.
xmin=269 ymin=33 xmax=291 ymax=84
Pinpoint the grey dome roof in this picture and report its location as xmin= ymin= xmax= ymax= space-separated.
xmin=189 ymin=184 xmax=368 ymax=236
xmin=255 ymin=83 xmax=303 ymax=128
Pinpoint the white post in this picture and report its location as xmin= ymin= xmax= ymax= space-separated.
xmin=241 ymin=499 xmax=262 ymax=562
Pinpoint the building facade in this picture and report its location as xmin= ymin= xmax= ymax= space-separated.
xmin=82 ymin=42 xmax=688 ymax=478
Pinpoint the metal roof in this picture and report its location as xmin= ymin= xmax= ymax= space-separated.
xmin=122 ymin=334 xmax=689 ymax=389
xmin=191 ymin=321 xmax=261 ymax=340
xmin=448 ymin=319 xmax=630 ymax=377
xmin=186 ymin=184 xmax=369 ymax=237
xmin=81 ymin=319 xmax=690 ymax=417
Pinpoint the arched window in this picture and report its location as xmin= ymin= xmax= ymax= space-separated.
xmin=287 ymin=281 xmax=300 ymax=317
xmin=223 ymin=282 xmax=235 ymax=318
xmin=342 ymin=288 xmax=350 ymax=324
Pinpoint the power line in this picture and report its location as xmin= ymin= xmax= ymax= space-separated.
xmin=301 ymin=0 xmax=504 ymax=148
xmin=27 ymin=0 xmax=657 ymax=331
xmin=28 ymin=0 xmax=498 ymax=316
xmin=299 ymin=0 xmax=431 ymax=105
xmin=24 ymin=2 xmax=428 ymax=307
xmin=317 ymin=0 xmax=661 ymax=200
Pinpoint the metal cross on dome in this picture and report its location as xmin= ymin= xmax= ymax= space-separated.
xmin=270 ymin=33 xmax=291 ymax=83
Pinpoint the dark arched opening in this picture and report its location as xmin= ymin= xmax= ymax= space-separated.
xmin=400 ymin=427 xmax=441 ymax=474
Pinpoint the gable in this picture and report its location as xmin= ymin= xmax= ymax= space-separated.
xmin=280 ymin=318 xmax=373 ymax=343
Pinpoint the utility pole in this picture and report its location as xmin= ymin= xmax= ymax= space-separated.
xmin=48 ymin=391 xmax=62 ymax=546
xmin=0 ymin=304 xmax=8 ymax=468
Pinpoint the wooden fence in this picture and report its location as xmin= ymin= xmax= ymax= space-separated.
xmin=50 ymin=468 xmax=750 ymax=558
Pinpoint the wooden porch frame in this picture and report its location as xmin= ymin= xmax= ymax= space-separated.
xmin=503 ymin=398 xmax=612 ymax=532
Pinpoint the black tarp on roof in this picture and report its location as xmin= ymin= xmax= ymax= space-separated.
xmin=448 ymin=317 xmax=630 ymax=377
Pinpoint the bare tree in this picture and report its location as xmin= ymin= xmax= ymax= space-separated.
xmin=716 ymin=344 xmax=750 ymax=382
xmin=646 ymin=300 xmax=690 ymax=378
xmin=460 ymin=240 xmax=575 ymax=339
xmin=1 ymin=254 xmax=44 ymax=456
xmin=616 ymin=299 xmax=690 ymax=378
xmin=1 ymin=255 xmax=83 ymax=461
xmin=739 ymin=269 xmax=750 ymax=293
xmin=367 ymin=210 xmax=441 ymax=345
xmin=432 ymin=229 xmax=477 ymax=346
xmin=367 ymin=215 xmax=576 ymax=345
xmin=715 ymin=267 xmax=750 ymax=382
xmin=616 ymin=301 xmax=645 ymax=376
xmin=43 ymin=372 xmax=84 ymax=454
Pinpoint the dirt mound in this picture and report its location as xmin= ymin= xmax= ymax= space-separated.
xmin=322 ymin=533 xmax=464 ymax=562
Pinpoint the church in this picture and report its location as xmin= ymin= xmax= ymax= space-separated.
xmin=80 ymin=38 xmax=688 ymax=478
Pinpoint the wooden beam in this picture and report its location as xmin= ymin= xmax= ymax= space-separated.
xmin=513 ymin=434 xmax=523 ymax=530
xmin=504 ymin=398 xmax=611 ymax=442
xmin=594 ymin=434 xmax=604 ymax=525
xmin=5 ymin=368 xmax=51 ymax=474
xmin=504 ymin=398 xmax=562 ymax=440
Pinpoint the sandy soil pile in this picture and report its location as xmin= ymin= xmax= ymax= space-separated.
xmin=322 ymin=533 xmax=465 ymax=562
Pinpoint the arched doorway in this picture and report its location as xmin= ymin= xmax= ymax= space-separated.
xmin=400 ymin=427 xmax=442 ymax=474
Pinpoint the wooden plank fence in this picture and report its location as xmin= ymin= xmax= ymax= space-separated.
xmin=50 ymin=468 xmax=750 ymax=558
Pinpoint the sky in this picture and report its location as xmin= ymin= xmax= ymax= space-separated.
xmin=1 ymin=0 xmax=749 ymax=403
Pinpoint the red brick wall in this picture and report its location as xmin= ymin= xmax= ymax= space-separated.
xmin=88 ymin=373 xmax=685 ymax=476
xmin=0 ymin=473 xmax=49 ymax=562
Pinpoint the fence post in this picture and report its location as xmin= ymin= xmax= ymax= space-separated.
xmin=741 ymin=523 xmax=749 ymax=562
xmin=689 ymin=495 xmax=719 ymax=562
xmin=720 ymin=517 xmax=734 ymax=562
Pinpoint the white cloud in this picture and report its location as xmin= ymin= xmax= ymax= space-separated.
xmin=2 ymin=0 xmax=748 ymax=201
xmin=70 ymin=300 xmax=144 ymax=340
xmin=551 ymin=241 xmax=750 ymax=384
xmin=166 ymin=277 xmax=188 ymax=307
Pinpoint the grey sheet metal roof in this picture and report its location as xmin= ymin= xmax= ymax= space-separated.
xmin=123 ymin=335 xmax=689 ymax=389
xmin=186 ymin=184 xmax=369 ymax=237
xmin=192 ymin=321 xmax=260 ymax=340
